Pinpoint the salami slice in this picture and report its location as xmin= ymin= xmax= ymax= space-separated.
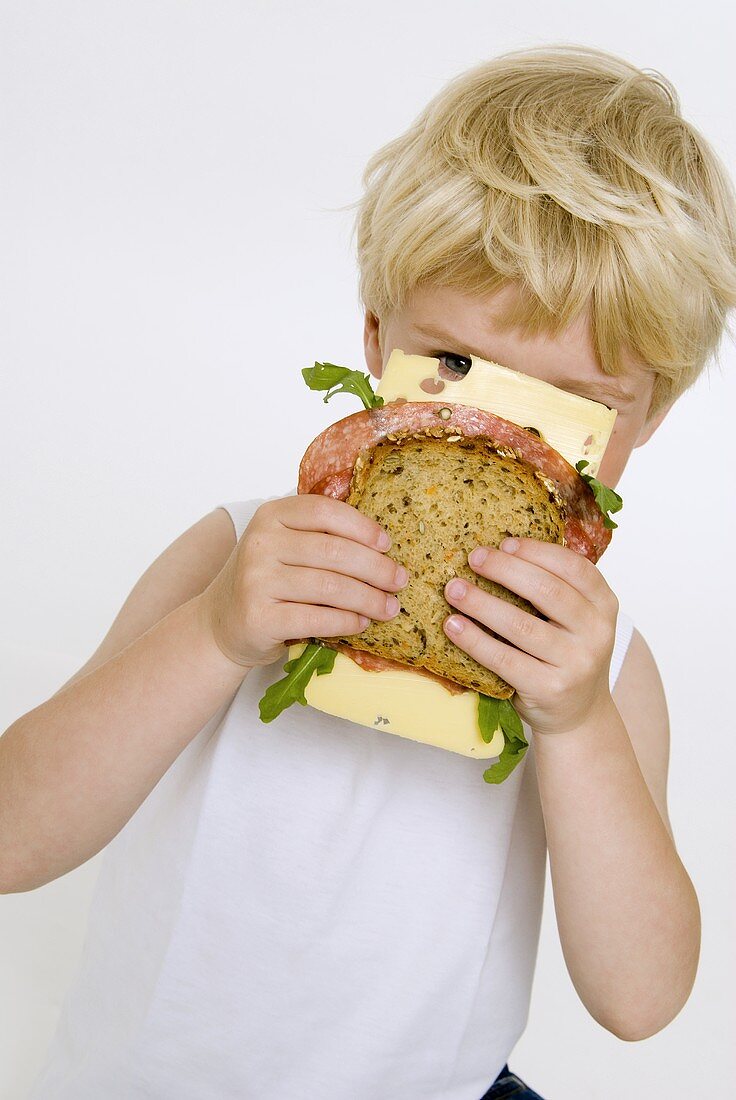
xmin=298 ymin=401 xmax=611 ymax=562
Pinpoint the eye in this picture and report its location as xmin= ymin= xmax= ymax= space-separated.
xmin=435 ymin=352 xmax=473 ymax=378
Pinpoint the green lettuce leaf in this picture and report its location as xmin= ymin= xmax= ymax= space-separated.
xmin=575 ymin=460 xmax=623 ymax=530
xmin=479 ymin=695 xmax=529 ymax=784
xmin=258 ymin=642 xmax=337 ymax=723
xmin=302 ymin=361 xmax=384 ymax=410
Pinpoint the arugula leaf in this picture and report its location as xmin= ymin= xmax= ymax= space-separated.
xmin=478 ymin=694 xmax=502 ymax=744
xmin=258 ymin=642 xmax=336 ymax=723
xmin=302 ymin=361 xmax=384 ymax=411
xmin=575 ymin=460 xmax=623 ymax=530
xmin=479 ymin=695 xmax=529 ymax=784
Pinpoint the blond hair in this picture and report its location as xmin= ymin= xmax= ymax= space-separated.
xmin=350 ymin=44 xmax=736 ymax=418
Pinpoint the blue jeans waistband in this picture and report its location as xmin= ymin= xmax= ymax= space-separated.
xmin=478 ymin=1064 xmax=546 ymax=1099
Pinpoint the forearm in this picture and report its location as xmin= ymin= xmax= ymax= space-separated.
xmin=0 ymin=595 xmax=250 ymax=892
xmin=533 ymin=697 xmax=700 ymax=1040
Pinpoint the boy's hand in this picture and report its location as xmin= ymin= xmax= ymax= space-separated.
xmin=200 ymin=495 xmax=407 ymax=669
xmin=442 ymin=538 xmax=619 ymax=736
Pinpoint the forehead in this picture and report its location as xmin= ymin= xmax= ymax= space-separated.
xmin=395 ymin=283 xmax=652 ymax=408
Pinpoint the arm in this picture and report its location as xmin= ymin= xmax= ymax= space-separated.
xmin=0 ymin=508 xmax=245 ymax=893
xmin=532 ymin=630 xmax=699 ymax=1040
xmin=442 ymin=540 xmax=700 ymax=1040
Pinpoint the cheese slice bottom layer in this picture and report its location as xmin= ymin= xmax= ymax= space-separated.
xmin=290 ymin=348 xmax=614 ymax=755
xmin=287 ymin=643 xmax=505 ymax=759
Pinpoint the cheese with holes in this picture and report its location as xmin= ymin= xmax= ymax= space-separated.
xmin=288 ymin=348 xmax=615 ymax=761
xmin=287 ymin=642 xmax=505 ymax=758
xmin=376 ymin=349 xmax=616 ymax=477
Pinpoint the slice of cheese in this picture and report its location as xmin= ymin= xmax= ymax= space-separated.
xmin=287 ymin=642 xmax=506 ymax=759
xmin=376 ymin=349 xmax=617 ymax=477
xmin=290 ymin=348 xmax=611 ymax=760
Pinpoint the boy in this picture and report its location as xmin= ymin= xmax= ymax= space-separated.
xmin=5 ymin=43 xmax=736 ymax=1100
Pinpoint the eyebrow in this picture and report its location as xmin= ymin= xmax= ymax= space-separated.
xmin=409 ymin=322 xmax=636 ymax=406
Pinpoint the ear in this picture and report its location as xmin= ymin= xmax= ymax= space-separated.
xmin=363 ymin=311 xmax=383 ymax=380
xmin=634 ymin=399 xmax=673 ymax=447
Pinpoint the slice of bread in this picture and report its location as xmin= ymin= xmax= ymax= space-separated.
xmin=320 ymin=432 xmax=565 ymax=699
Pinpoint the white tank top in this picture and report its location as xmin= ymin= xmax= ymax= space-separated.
xmin=30 ymin=494 xmax=635 ymax=1100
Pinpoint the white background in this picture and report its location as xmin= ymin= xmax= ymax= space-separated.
xmin=1 ymin=2 xmax=735 ymax=1098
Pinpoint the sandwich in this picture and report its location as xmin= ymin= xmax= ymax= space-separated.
xmin=258 ymin=349 xmax=622 ymax=783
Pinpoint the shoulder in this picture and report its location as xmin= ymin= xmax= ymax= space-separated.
xmin=52 ymin=507 xmax=238 ymax=697
xmin=612 ymin=626 xmax=673 ymax=837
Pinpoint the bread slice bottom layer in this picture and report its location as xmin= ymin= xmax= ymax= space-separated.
xmin=319 ymin=434 xmax=565 ymax=699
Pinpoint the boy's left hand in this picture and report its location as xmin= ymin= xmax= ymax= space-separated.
xmin=443 ymin=537 xmax=619 ymax=736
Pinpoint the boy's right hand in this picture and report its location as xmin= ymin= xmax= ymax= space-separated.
xmin=199 ymin=494 xmax=409 ymax=669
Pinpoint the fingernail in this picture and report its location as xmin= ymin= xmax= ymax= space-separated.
xmin=358 ymin=615 xmax=370 ymax=629
xmin=394 ymin=565 xmax=409 ymax=586
xmin=500 ymin=538 xmax=519 ymax=553
xmin=445 ymin=616 xmax=464 ymax=633
xmin=446 ymin=578 xmax=466 ymax=599
xmin=385 ymin=594 xmax=400 ymax=616
xmin=469 ymin=546 xmax=488 ymax=568
xmin=377 ymin=531 xmax=391 ymax=550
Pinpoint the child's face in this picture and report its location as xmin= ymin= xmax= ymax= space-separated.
xmin=363 ymin=283 xmax=671 ymax=488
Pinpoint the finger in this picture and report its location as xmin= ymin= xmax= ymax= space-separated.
xmin=277 ymin=529 xmax=408 ymax=593
xmin=444 ymin=578 xmax=566 ymax=665
xmin=272 ymin=601 xmax=371 ymax=641
xmin=271 ymin=564 xmax=401 ymax=622
xmin=275 ymin=494 xmax=392 ymax=552
xmin=492 ymin=538 xmax=609 ymax=604
xmin=466 ymin=545 xmax=589 ymax=629
xmin=443 ymin=613 xmax=540 ymax=695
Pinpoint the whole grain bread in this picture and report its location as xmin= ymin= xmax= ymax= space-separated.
xmin=318 ymin=432 xmax=565 ymax=699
